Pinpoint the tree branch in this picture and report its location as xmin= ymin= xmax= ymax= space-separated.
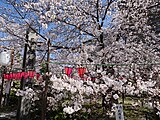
xmin=56 ymin=17 xmax=95 ymax=37
xmin=96 ymin=0 xmax=100 ymax=29
xmin=101 ymin=0 xmax=113 ymax=27
xmin=11 ymin=2 xmax=48 ymax=41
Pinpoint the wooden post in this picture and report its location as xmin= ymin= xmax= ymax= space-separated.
xmin=16 ymin=30 xmax=29 ymax=120
xmin=41 ymin=39 xmax=50 ymax=120
xmin=0 ymin=66 xmax=5 ymax=108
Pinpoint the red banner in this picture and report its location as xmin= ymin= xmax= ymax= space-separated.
xmin=3 ymin=71 xmax=40 ymax=80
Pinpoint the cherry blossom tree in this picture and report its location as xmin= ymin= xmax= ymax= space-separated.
xmin=0 ymin=0 xmax=159 ymax=119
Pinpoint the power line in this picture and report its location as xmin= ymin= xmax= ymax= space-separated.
xmin=0 ymin=62 xmax=159 ymax=73
xmin=49 ymin=62 xmax=160 ymax=66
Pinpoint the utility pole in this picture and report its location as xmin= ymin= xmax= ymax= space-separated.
xmin=16 ymin=30 xmax=29 ymax=120
xmin=41 ymin=39 xmax=50 ymax=120
xmin=27 ymin=29 xmax=38 ymax=69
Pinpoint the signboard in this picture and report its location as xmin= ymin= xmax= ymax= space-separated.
xmin=0 ymin=51 xmax=10 ymax=66
xmin=115 ymin=104 xmax=124 ymax=120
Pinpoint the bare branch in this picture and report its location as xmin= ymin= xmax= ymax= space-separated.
xmin=101 ymin=0 xmax=113 ymax=27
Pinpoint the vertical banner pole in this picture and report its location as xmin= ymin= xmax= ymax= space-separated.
xmin=16 ymin=30 xmax=29 ymax=120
